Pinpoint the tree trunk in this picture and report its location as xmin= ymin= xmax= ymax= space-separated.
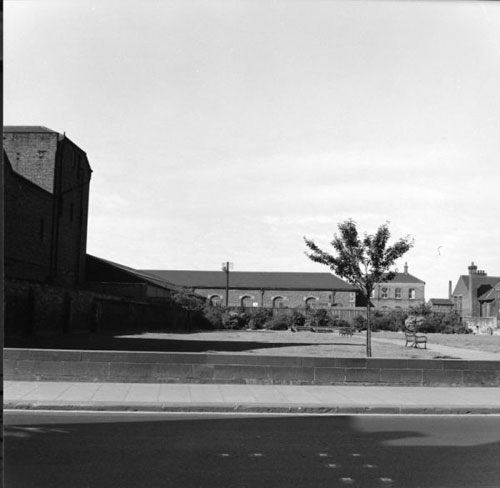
xmin=366 ymin=302 xmax=372 ymax=357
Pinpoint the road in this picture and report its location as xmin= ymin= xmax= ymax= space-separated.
xmin=4 ymin=411 xmax=500 ymax=487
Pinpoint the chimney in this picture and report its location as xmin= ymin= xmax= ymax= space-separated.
xmin=448 ymin=280 xmax=452 ymax=299
xmin=468 ymin=262 xmax=478 ymax=275
xmin=404 ymin=262 xmax=408 ymax=274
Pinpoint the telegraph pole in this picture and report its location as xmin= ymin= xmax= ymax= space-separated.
xmin=222 ymin=262 xmax=233 ymax=306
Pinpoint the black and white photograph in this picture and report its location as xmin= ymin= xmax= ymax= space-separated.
xmin=3 ymin=1 xmax=500 ymax=486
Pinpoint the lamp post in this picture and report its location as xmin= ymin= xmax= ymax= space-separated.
xmin=222 ymin=262 xmax=234 ymax=306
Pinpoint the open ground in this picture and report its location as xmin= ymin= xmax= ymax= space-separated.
xmin=118 ymin=330 xmax=500 ymax=361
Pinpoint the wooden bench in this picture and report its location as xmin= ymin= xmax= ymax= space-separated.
xmin=339 ymin=327 xmax=354 ymax=337
xmin=404 ymin=330 xmax=427 ymax=349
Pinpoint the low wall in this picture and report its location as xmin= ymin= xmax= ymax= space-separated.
xmin=5 ymin=348 xmax=500 ymax=387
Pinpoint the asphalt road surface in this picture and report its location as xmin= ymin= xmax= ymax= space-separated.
xmin=4 ymin=411 xmax=500 ymax=488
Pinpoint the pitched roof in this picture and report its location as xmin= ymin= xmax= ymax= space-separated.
xmin=383 ymin=272 xmax=425 ymax=284
xmin=478 ymin=280 xmax=500 ymax=301
xmin=456 ymin=275 xmax=500 ymax=292
xmin=140 ymin=270 xmax=354 ymax=291
xmin=4 ymin=125 xmax=57 ymax=134
xmin=429 ymin=298 xmax=454 ymax=306
xmin=87 ymin=255 xmax=186 ymax=293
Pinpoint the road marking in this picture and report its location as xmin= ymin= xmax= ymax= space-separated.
xmin=363 ymin=464 xmax=376 ymax=468
xmin=379 ymin=477 xmax=394 ymax=484
xmin=317 ymin=453 xmax=328 ymax=457
xmin=340 ymin=477 xmax=354 ymax=484
xmin=219 ymin=453 xmax=230 ymax=457
xmin=250 ymin=453 xmax=263 ymax=457
xmin=326 ymin=463 xmax=339 ymax=468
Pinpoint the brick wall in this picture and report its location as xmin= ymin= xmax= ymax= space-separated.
xmin=372 ymin=282 xmax=425 ymax=310
xmin=4 ymin=278 xmax=203 ymax=338
xmin=198 ymin=287 xmax=353 ymax=308
xmin=3 ymin=131 xmax=58 ymax=192
xmin=4 ymin=158 xmax=54 ymax=282
xmin=52 ymin=137 xmax=91 ymax=286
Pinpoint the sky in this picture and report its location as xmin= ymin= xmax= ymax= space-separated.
xmin=4 ymin=0 xmax=500 ymax=300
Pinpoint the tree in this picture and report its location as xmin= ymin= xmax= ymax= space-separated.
xmin=304 ymin=219 xmax=414 ymax=357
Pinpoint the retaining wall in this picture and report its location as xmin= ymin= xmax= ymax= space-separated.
xmin=5 ymin=348 xmax=500 ymax=386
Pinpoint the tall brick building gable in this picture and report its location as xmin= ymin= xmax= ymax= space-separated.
xmin=4 ymin=126 xmax=92 ymax=286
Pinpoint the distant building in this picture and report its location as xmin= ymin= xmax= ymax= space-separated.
xmin=370 ymin=263 xmax=425 ymax=310
xmin=86 ymin=255 xmax=185 ymax=299
xmin=140 ymin=270 xmax=357 ymax=309
xmin=4 ymin=126 xmax=92 ymax=286
xmin=451 ymin=262 xmax=500 ymax=319
xmin=428 ymin=298 xmax=454 ymax=314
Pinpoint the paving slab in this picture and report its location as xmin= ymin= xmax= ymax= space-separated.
xmin=5 ymin=381 xmax=500 ymax=415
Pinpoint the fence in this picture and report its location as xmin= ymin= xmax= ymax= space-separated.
xmin=224 ymin=306 xmax=413 ymax=326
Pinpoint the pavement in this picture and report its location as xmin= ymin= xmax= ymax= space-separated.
xmin=4 ymin=380 xmax=500 ymax=415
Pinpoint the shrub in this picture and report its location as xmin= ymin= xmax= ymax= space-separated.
xmin=309 ymin=309 xmax=335 ymax=328
xmin=289 ymin=310 xmax=306 ymax=328
xmin=248 ymin=308 xmax=273 ymax=329
xmin=354 ymin=315 xmax=367 ymax=331
xmin=265 ymin=314 xmax=291 ymax=330
xmin=202 ymin=305 xmax=224 ymax=329
xmin=222 ymin=309 xmax=251 ymax=330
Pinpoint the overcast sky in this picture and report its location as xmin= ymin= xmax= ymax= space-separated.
xmin=5 ymin=0 xmax=500 ymax=300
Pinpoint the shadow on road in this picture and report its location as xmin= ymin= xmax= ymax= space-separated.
xmin=4 ymin=413 xmax=500 ymax=488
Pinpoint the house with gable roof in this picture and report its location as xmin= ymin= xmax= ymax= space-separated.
xmin=451 ymin=262 xmax=500 ymax=319
xmin=369 ymin=263 xmax=426 ymax=310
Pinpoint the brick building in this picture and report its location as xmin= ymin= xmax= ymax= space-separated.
xmin=452 ymin=262 xmax=500 ymax=319
xmin=427 ymin=298 xmax=454 ymax=313
xmin=86 ymin=255 xmax=185 ymax=299
xmin=4 ymin=126 xmax=92 ymax=286
xmin=141 ymin=270 xmax=357 ymax=309
xmin=370 ymin=263 xmax=425 ymax=310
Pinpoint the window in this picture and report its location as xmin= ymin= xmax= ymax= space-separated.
xmin=305 ymin=297 xmax=317 ymax=308
xmin=209 ymin=295 xmax=222 ymax=306
xmin=349 ymin=292 xmax=356 ymax=302
xmin=381 ymin=287 xmax=388 ymax=299
xmin=395 ymin=288 xmax=402 ymax=299
xmin=241 ymin=296 xmax=253 ymax=308
xmin=409 ymin=288 xmax=416 ymax=300
xmin=273 ymin=297 xmax=285 ymax=309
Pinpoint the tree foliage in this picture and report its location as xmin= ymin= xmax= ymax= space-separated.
xmin=304 ymin=219 xmax=414 ymax=356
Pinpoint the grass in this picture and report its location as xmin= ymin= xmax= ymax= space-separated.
xmin=123 ymin=329 xmax=500 ymax=359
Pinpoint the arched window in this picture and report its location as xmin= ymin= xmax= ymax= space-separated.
xmin=241 ymin=296 xmax=253 ymax=308
xmin=305 ymin=297 xmax=317 ymax=308
xmin=209 ymin=295 xmax=222 ymax=306
xmin=273 ymin=296 xmax=285 ymax=309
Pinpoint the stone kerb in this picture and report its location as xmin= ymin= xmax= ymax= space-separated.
xmin=5 ymin=349 xmax=500 ymax=387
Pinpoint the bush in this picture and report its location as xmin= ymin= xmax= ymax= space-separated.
xmin=308 ymin=309 xmax=335 ymax=328
xmin=222 ymin=309 xmax=252 ymax=330
xmin=265 ymin=314 xmax=291 ymax=330
xmin=248 ymin=308 xmax=273 ymax=329
xmin=202 ymin=305 xmax=224 ymax=329
xmin=289 ymin=310 xmax=306 ymax=328
xmin=354 ymin=315 xmax=367 ymax=331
